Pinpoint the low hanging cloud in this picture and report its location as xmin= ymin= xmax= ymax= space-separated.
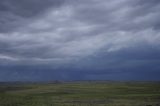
xmin=0 ymin=0 xmax=160 ymax=80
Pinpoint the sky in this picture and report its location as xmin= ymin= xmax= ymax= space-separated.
xmin=0 ymin=0 xmax=160 ymax=81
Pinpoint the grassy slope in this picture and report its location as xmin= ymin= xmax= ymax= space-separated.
xmin=0 ymin=81 xmax=160 ymax=106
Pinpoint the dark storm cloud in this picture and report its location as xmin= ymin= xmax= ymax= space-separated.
xmin=0 ymin=0 xmax=64 ymax=32
xmin=0 ymin=0 xmax=160 ymax=81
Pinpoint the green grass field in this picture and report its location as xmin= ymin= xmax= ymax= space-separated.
xmin=0 ymin=81 xmax=160 ymax=106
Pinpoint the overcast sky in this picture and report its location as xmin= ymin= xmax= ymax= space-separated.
xmin=0 ymin=0 xmax=160 ymax=81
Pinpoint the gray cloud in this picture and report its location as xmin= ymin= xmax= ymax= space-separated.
xmin=0 ymin=0 xmax=64 ymax=32
xmin=0 ymin=0 xmax=160 ymax=80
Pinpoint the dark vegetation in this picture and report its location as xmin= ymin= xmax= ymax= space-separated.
xmin=0 ymin=81 xmax=160 ymax=106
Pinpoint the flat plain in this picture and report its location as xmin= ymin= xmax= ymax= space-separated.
xmin=0 ymin=81 xmax=160 ymax=106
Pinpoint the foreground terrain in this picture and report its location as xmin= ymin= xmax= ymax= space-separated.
xmin=0 ymin=81 xmax=160 ymax=106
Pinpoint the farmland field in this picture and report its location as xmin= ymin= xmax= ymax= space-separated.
xmin=0 ymin=81 xmax=160 ymax=106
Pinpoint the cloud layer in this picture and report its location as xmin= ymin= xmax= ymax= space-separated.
xmin=0 ymin=0 xmax=160 ymax=81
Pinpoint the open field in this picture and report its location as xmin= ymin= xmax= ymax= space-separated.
xmin=0 ymin=81 xmax=160 ymax=106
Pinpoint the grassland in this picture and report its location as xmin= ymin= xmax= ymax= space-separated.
xmin=0 ymin=81 xmax=160 ymax=106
